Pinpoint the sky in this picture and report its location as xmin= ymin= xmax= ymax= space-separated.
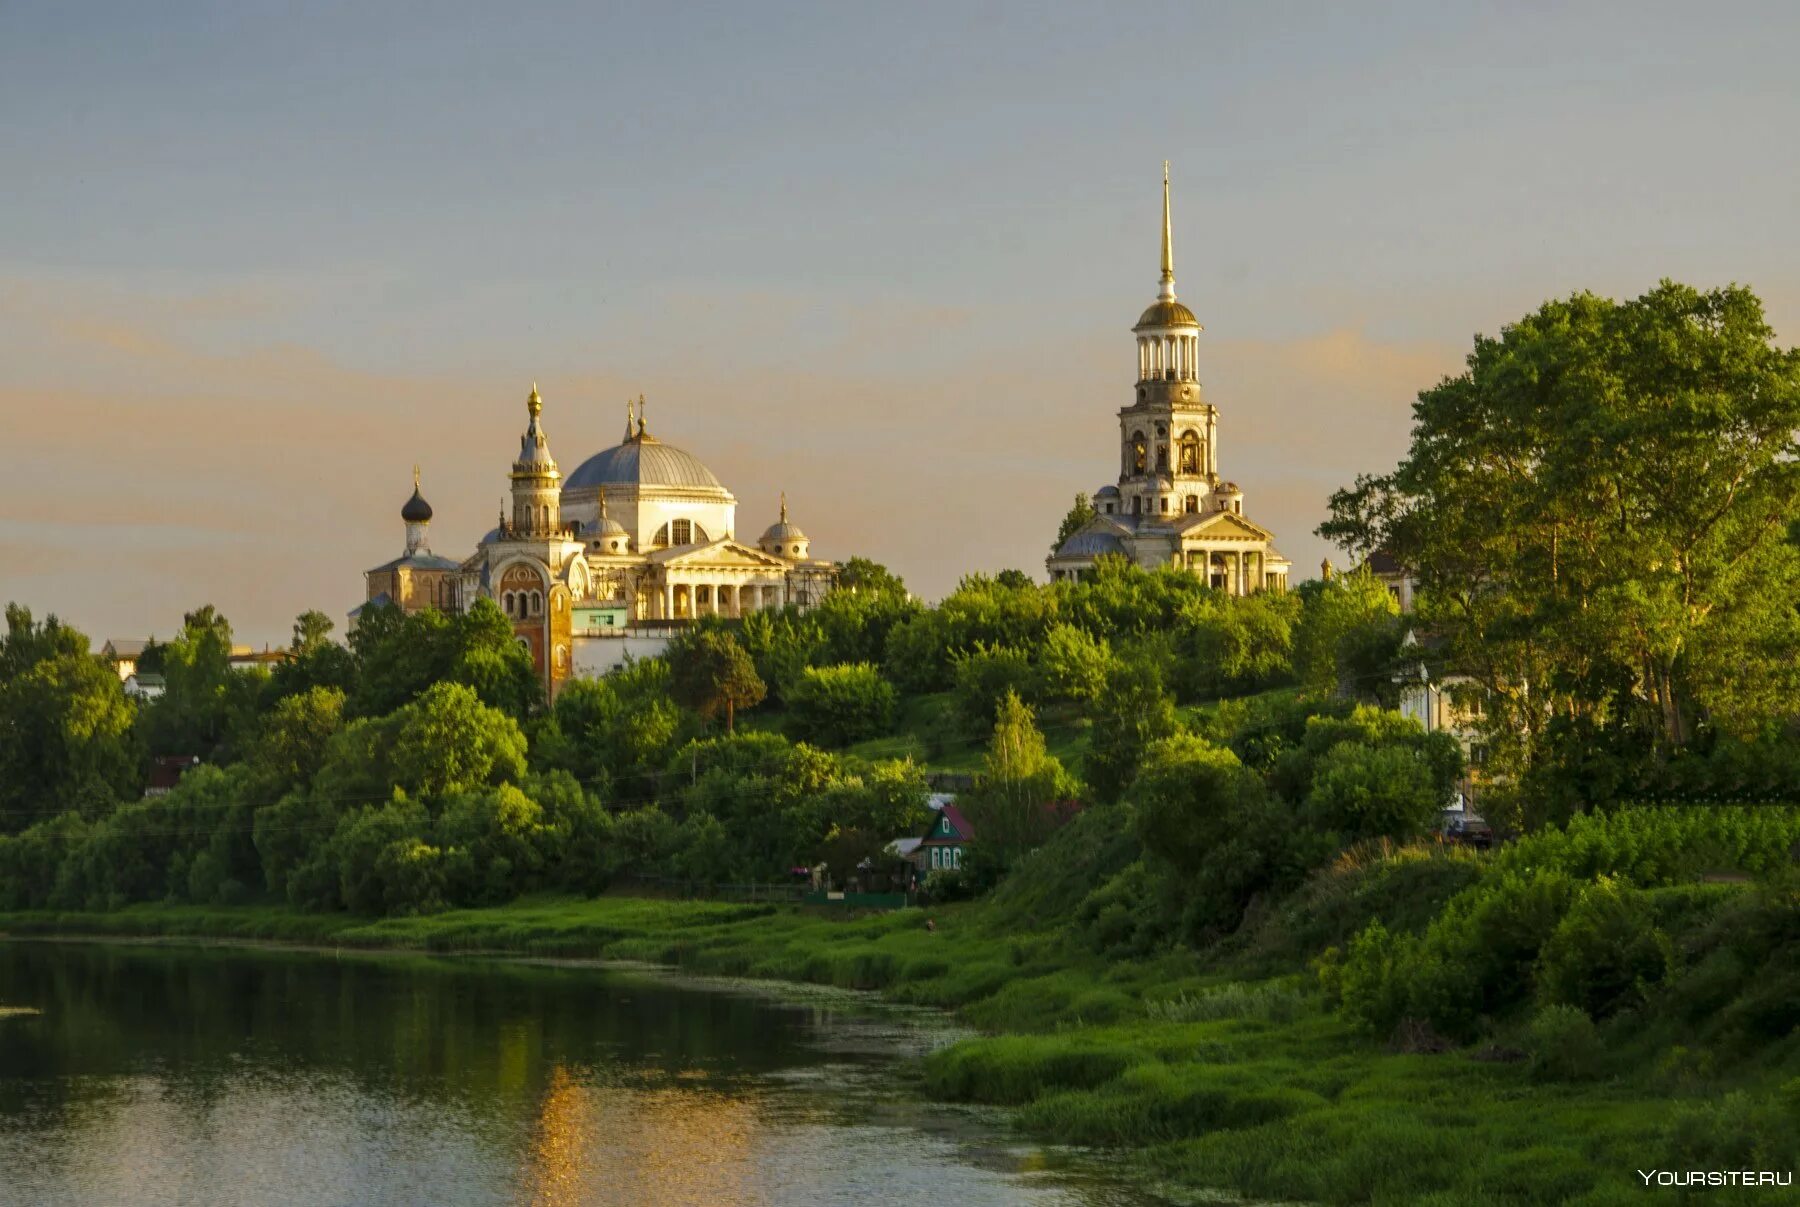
xmin=4 ymin=1 xmax=1799 ymax=646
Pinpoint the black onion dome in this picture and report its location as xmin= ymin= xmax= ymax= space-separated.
xmin=401 ymin=486 xmax=434 ymax=523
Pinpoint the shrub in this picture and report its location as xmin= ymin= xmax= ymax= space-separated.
xmin=1534 ymin=876 xmax=1672 ymax=1018
xmin=784 ymin=663 xmax=897 ymax=747
xmin=951 ymin=644 xmax=1036 ymax=728
xmin=1526 ymin=1004 xmax=1604 ymax=1081
xmin=1304 ymin=742 xmax=1446 ymax=842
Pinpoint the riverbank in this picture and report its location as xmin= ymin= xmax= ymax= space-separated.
xmin=2 ymin=893 xmax=1765 ymax=1206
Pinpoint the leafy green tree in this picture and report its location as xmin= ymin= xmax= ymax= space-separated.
xmin=1053 ymin=492 xmax=1098 ymax=552
xmin=1323 ymin=282 xmax=1800 ymax=760
xmin=1179 ymin=591 xmax=1300 ymax=700
xmin=959 ymin=692 xmax=1080 ymax=863
xmin=1037 ymin=624 xmax=1113 ymax=705
xmin=951 ymin=643 xmax=1036 ymax=728
xmin=534 ymin=657 xmax=685 ymax=796
xmin=349 ymin=598 xmax=539 ymax=719
xmin=667 ymin=630 xmax=765 ymax=733
xmin=835 ymin=557 xmax=907 ymax=595
xmin=1534 ymin=877 xmax=1672 ymax=1019
xmin=1128 ymin=735 xmax=1267 ymax=874
xmin=1084 ymin=660 xmax=1180 ymax=802
xmin=786 ymin=663 xmax=898 ymax=747
xmin=291 ymin=610 xmax=335 ymax=655
xmin=1304 ymin=742 xmax=1446 ymax=842
xmin=1290 ymin=571 xmax=1401 ymax=701
xmin=736 ymin=607 xmax=825 ymax=702
xmin=0 ymin=606 xmax=139 ymax=831
xmin=995 ymin=568 xmax=1034 ymax=590
xmin=139 ymin=605 xmax=262 ymax=760
xmin=270 ymin=609 xmax=358 ymax=700
xmin=249 ymin=686 xmax=346 ymax=792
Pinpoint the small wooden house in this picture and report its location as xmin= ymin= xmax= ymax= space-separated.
xmin=916 ymin=802 xmax=973 ymax=876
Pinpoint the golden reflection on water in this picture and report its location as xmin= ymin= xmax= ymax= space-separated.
xmin=521 ymin=1065 xmax=758 ymax=1207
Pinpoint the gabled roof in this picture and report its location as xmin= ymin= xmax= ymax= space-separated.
xmin=101 ymin=639 xmax=149 ymax=658
xmin=647 ymin=538 xmax=791 ymax=569
xmin=920 ymin=802 xmax=974 ymax=844
xmin=1174 ymin=508 xmax=1276 ymax=541
xmin=366 ymin=551 xmax=464 ymax=574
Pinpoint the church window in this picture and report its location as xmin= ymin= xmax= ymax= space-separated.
xmin=1131 ymin=432 xmax=1147 ymax=474
xmin=1178 ymin=432 xmax=1201 ymax=474
xmin=1184 ymin=495 xmax=1198 ymax=514
xmin=672 ymin=519 xmax=692 ymax=545
xmin=1159 ymin=497 xmax=1169 ymax=513
xmin=1131 ymin=496 xmax=1141 ymax=516
xmin=503 ymin=591 xmax=515 ymax=617
xmin=1103 ymin=503 xmax=1114 ymax=514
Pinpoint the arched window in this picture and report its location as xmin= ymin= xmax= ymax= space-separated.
xmin=1178 ymin=431 xmax=1201 ymax=475
xmin=1131 ymin=496 xmax=1142 ymax=516
xmin=1184 ymin=495 xmax=1198 ymax=514
xmin=671 ymin=519 xmax=693 ymax=545
xmin=653 ymin=523 xmax=669 ymax=548
xmin=1131 ymin=432 xmax=1147 ymax=474
xmin=503 ymin=591 xmax=514 ymax=617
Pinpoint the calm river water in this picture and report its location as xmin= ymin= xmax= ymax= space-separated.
xmin=0 ymin=940 xmax=1161 ymax=1206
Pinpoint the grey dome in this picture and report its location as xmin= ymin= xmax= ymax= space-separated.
xmin=591 ymin=514 xmax=628 ymax=537
xmin=564 ymin=437 xmax=724 ymax=492
xmin=761 ymin=521 xmax=807 ymax=543
xmin=1094 ymin=485 xmax=1120 ymax=498
xmin=1056 ymin=530 xmax=1126 ymax=558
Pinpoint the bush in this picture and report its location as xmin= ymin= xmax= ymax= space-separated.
xmin=1526 ymin=1004 xmax=1604 ymax=1081
xmin=1304 ymin=742 xmax=1446 ymax=842
xmin=785 ymin=663 xmax=897 ymax=747
xmin=951 ymin=644 xmax=1036 ymax=728
xmin=1534 ymin=876 xmax=1671 ymax=1018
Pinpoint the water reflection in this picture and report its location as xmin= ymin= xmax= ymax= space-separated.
xmin=0 ymin=941 xmax=1155 ymax=1206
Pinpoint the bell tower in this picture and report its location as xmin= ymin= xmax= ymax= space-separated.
xmin=509 ymin=382 xmax=563 ymax=537
xmin=1119 ymin=162 xmax=1217 ymax=520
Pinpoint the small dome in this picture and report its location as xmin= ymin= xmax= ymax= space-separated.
xmin=401 ymin=485 xmax=433 ymax=523
xmin=1135 ymin=299 xmax=1200 ymax=329
xmin=592 ymin=514 xmax=628 ymax=537
xmin=1094 ymin=485 xmax=1120 ymax=498
xmin=761 ymin=520 xmax=808 ymax=544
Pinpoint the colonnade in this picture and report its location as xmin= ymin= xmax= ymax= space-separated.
xmin=1137 ymin=333 xmax=1199 ymax=382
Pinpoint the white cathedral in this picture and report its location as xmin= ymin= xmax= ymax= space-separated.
xmin=1047 ymin=166 xmax=1290 ymax=593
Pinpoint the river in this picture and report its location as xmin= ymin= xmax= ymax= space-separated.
xmin=0 ymin=940 xmax=1164 ymax=1206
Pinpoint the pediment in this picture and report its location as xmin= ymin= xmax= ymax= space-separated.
xmin=650 ymin=539 xmax=791 ymax=569
xmin=1177 ymin=509 xmax=1275 ymax=541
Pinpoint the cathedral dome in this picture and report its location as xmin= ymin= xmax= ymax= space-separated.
xmin=1134 ymin=299 xmax=1200 ymax=329
xmin=564 ymin=437 xmax=725 ymax=492
xmin=761 ymin=519 xmax=807 ymax=543
xmin=591 ymin=514 xmax=628 ymax=537
xmin=400 ymin=485 xmax=433 ymax=523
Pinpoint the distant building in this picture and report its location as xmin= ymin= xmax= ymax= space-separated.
xmin=100 ymin=638 xmax=149 ymax=681
xmin=358 ymin=384 xmax=836 ymax=697
xmin=1048 ymin=165 xmax=1290 ymax=592
xmin=123 ymin=672 xmax=165 ymax=701
xmin=1371 ymin=550 xmax=1487 ymax=804
xmin=143 ymin=754 xmax=199 ymax=798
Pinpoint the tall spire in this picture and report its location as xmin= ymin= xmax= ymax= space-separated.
xmin=625 ymin=396 xmax=635 ymax=442
xmin=528 ymin=381 xmax=543 ymax=417
xmin=1158 ymin=160 xmax=1176 ymax=302
xmin=780 ymin=491 xmax=788 ymax=523
xmin=636 ymin=393 xmax=647 ymax=438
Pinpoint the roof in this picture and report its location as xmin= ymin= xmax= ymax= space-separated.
xmin=367 ymin=551 xmax=463 ymax=574
xmin=349 ymin=592 xmax=395 ymax=620
xmin=760 ymin=520 xmax=807 ymax=542
xmin=401 ymin=485 xmax=434 ymax=523
xmin=1135 ymin=299 xmax=1200 ymax=329
xmin=102 ymin=639 xmax=149 ymax=658
xmin=1054 ymin=529 xmax=1126 ymax=559
xmin=921 ymin=802 xmax=974 ymax=844
xmin=888 ymin=837 xmax=924 ymax=858
xmin=1365 ymin=547 xmax=1404 ymax=575
xmin=564 ymin=435 xmax=725 ymax=492
xmin=126 ymin=672 xmax=165 ymax=687
xmin=1094 ymin=485 xmax=1120 ymax=497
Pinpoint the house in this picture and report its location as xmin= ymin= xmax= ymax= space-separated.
xmin=915 ymin=802 xmax=973 ymax=877
xmin=144 ymin=755 xmax=200 ymax=798
xmin=123 ymin=672 xmax=166 ymax=701
xmin=100 ymin=638 xmax=150 ymax=682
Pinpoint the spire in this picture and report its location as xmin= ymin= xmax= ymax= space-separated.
xmin=527 ymin=381 xmax=543 ymax=417
xmin=1158 ymin=161 xmax=1176 ymax=302
xmin=780 ymin=491 xmax=788 ymax=524
xmin=636 ymin=393 xmax=647 ymax=438
xmin=598 ymin=486 xmax=609 ymax=520
xmin=413 ymin=464 xmax=421 ymax=489
xmin=624 ymin=397 xmax=635 ymax=442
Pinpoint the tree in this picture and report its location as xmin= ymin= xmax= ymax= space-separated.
xmin=1322 ymin=282 xmax=1800 ymax=762
xmin=349 ymin=598 xmax=539 ymax=719
xmin=291 ymin=610 xmax=336 ymax=656
xmin=1290 ymin=571 xmax=1401 ymax=701
xmin=786 ymin=663 xmax=898 ymax=747
xmin=0 ymin=607 xmax=138 ymax=832
xmin=959 ymin=692 xmax=1080 ymax=864
xmin=1084 ymin=660 xmax=1180 ymax=802
xmin=1304 ymin=742 xmax=1446 ymax=843
xmin=1053 ymin=492 xmax=1098 ymax=552
xmin=1037 ymin=624 xmax=1113 ymax=705
xmin=667 ymin=630 xmax=765 ymax=733
xmin=835 ymin=557 xmax=907 ymax=596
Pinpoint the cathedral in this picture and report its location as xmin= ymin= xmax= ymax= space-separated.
xmin=1046 ymin=166 xmax=1290 ymax=593
xmin=358 ymin=386 xmax=834 ymax=696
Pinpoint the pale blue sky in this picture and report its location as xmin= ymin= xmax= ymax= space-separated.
xmin=4 ymin=2 xmax=1798 ymax=642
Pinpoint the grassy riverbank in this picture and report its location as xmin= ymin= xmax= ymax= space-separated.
xmin=6 ymin=880 xmax=1788 ymax=1207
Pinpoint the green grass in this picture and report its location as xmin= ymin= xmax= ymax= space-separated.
xmin=4 ymin=884 xmax=1794 ymax=1206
